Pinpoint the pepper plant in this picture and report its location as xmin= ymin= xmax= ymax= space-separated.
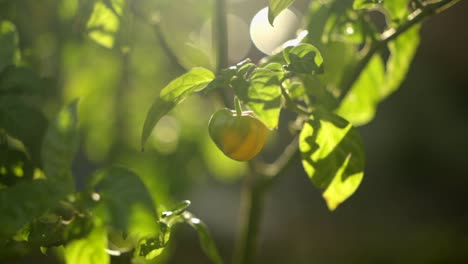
xmin=0 ymin=0 xmax=461 ymax=263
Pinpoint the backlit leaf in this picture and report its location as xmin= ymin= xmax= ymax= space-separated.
xmin=87 ymin=166 xmax=159 ymax=239
xmin=245 ymin=67 xmax=282 ymax=129
xmin=336 ymin=54 xmax=384 ymax=126
xmin=383 ymin=0 xmax=411 ymax=25
xmin=268 ymin=0 xmax=296 ymax=26
xmin=64 ymin=225 xmax=109 ymax=264
xmin=86 ymin=0 xmax=122 ymax=48
xmin=141 ymin=67 xmax=214 ymax=149
xmin=299 ymin=112 xmax=365 ymax=210
xmin=379 ymin=25 xmax=420 ymax=99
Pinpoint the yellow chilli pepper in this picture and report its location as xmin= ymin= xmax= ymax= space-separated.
xmin=208 ymin=108 xmax=268 ymax=161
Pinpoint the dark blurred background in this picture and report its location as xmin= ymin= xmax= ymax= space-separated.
xmin=2 ymin=0 xmax=468 ymax=263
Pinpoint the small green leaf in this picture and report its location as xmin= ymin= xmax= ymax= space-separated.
xmin=170 ymin=200 xmax=191 ymax=216
xmin=336 ymin=54 xmax=384 ymax=126
xmin=379 ymin=25 xmax=420 ymax=99
xmin=183 ymin=212 xmax=223 ymax=264
xmin=88 ymin=166 xmax=159 ymax=239
xmin=268 ymin=0 xmax=296 ymax=26
xmin=0 ymin=20 xmax=20 ymax=71
xmin=64 ymin=225 xmax=109 ymax=264
xmin=245 ymin=67 xmax=282 ymax=129
xmin=141 ymin=67 xmax=214 ymax=149
xmin=86 ymin=0 xmax=122 ymax=48
xmin=134 ymin=221 xmax=171 ymax=261
xmin=0 ymin=97 xmax=48 ymax=165
xmin=41 ymin=100 xmax=79 ymax=187
xmin=283 ymin=44 xmax=324 ymax=75
xmin=353 ymin=0 xmax=383 ymax=10
xmin=299 ymin=112 xmax=365 ymax=210
xmin=160 ymin=67 xmax=215 ymax=101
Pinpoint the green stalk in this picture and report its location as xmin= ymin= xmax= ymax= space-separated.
xmin=214 ymin=0 xmax=231 ymax=107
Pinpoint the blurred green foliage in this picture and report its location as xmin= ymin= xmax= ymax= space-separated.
xmin=0 ymin=0 xmax=465 ymax=263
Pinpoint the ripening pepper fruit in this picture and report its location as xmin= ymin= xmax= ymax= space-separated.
xmin=208 ymin=108 xmax=269 ymax=161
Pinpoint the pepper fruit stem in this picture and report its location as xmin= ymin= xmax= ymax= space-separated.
xmin=234 ymin=96 xmax=243 ymax=116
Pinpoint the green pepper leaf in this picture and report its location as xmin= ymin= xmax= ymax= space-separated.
xmin=379 ymin=25 xmax=420 ymax=99
xmin=87 ymin=166 xmax=159 ymax=239
xmin=244 ymin=66 xmax=282 ymax=129
xmin=299 ymin=111 xmax=365 ymax=210
xmin=64 ymin=225 xmax=109 ymax=264
xmin=268 ymin=0 xmax=296 ymax=26
xmin=283 ymin=43 xmax=324 ymax=75
xmin=336 ymin=54 xmax=384 ymax=126
xmin=41 ymin=100 xmax=79 ymax=189
xmin=141 ymin=67 xmax=214 ymax=149
xmin=183 ymin=212 xmax=223 ymax=264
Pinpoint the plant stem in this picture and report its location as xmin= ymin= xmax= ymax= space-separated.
xmin=214 ymin=0 xmax=231 ymax=107
xmin=234 ymin=136 xmax=300 ymax=264
xmin=338 ymin=0 xmax=460 ymax=103
xmin=234 ymin=169 xmax=266 ymax=264
xmin=234 ymin=97 xmax=242 ymax=115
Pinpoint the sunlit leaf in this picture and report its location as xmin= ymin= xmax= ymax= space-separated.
xmin=299 ymin=112 xmax=365 ymax=210
xmin=244 ymin=67 xmax=282 ymax=129
xmin=160 ymin=67 xmax=214 ymax=101
xmin=64 ymin=225 xmax=109 ymax=264
xmin=268 ymin=0 xmax=296 ymax=26
xmin=0 ymin=180 xmax=62 ymax=241
xmin=41 ymin=100 xmax=79 ymax=188
xmin=379 ymin=25 xmax=420 ymax=99
xmin=283 ymin=44 xmax=324 ymax=75
xmin=86 ymin=1 xmax=122 ymax=48
xmin=383 ymin=0 xmax=411 ymax=25
xmin=0 ymin=20 xmax=20 ymax=71
xmin=141 ymin=67 xmax=214 ymax=149
xmin=88 ymin=166 xmax=159 ymax=239
xmin=336 ymin=54 xmax=384 ymax=126
xmin=0 ymin=97 xmax=48 ymax=165
xmin=183 ymin=212 xmax=223 ymax=264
